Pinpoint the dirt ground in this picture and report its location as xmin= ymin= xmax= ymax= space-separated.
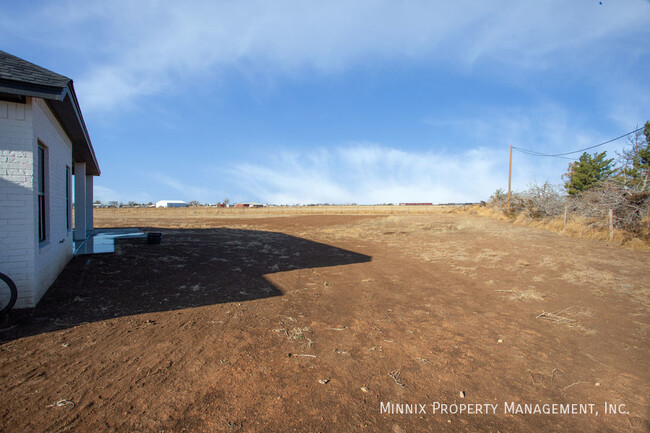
xmin=1 ymin=210 xmax=648 ymax=432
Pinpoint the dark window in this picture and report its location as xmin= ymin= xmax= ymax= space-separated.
xmin=66 ymin=166 xmax=71 ymax=230
xmin=37 ymin=145 xmax=46 ymax=242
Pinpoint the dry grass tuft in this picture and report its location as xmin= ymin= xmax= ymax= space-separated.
xmin=495 ymin=289 xmax=544 ymax=301
xmin=536 ymin=306 xmax=596 ymax=334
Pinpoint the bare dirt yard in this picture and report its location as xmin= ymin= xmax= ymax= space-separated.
xmin=1 ymin=208 xmax=648 ymax=432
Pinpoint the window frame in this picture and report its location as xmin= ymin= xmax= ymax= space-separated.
xmin=66 ymin=165 xmax=71 ymax=231
xmin=37 ymin=143 xmax=47 ymax=244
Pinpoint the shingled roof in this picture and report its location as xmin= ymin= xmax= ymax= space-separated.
xmin=0 ymin=51 xmax=99 ymax=175
xmin=0 ymin=50 xmax=70 ymax=88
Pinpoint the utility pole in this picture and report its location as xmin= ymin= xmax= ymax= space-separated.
xmin=507 ymin=145 xmax=513 ymax=213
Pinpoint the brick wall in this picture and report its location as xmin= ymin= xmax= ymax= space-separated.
xmin=0 ymin=97 xmax=74 ymax=308
xmin=0 ymin=99 xmax=37 ymax=308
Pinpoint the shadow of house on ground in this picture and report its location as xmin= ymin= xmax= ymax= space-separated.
xmin=1 ymin=228 xmax=371 ymax=342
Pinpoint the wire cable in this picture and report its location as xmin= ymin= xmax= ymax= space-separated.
xmin=512 ymin=126 xmax=643 ymax=159
xmin=513 ymin=148 xmax=575 ymax=160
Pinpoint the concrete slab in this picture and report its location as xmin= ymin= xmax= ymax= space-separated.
xmin=73 ymin=229 xmax=146 ymax=256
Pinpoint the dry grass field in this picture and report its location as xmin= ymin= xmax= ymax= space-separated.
xmin=92 ymin=204 xmax=456 ymax=221
xmin=1 ymin=207 xmax=648 ymax=432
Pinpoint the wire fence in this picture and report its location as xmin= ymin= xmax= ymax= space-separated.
xmin=489 ymin=182 xmax=649 ymax=240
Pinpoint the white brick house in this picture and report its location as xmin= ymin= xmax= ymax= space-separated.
xmin=0 ymin=51 xmax=100 ymax=308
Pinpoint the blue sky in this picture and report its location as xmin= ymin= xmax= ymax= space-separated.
xmin=2 ymin=0 xmax=649 ymax=204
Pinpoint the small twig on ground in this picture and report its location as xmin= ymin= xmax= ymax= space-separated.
xmin=537 ymin=306 xmax=576 ymax=320
xmin=295 ymin=354 xmax=316 ymax=358
xmin=389 ymin=370 xmax=406 ymax=388
xmin=46 ymin=399 xmax=75 ymax=408
xmin=562 ymin=381 xmax=589 ymax=391
xmin=584 ymin=353 xmax=612 ymax=370
xmin=554 ymin=306 xmax=576 ymax=316
xmin=551 ymin=368 xmax=562 ymax=383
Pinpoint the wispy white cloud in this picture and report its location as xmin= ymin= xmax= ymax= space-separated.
xmin=6 ymin=0 xmax=647 ymax=111
xmin=93 ymin=184 xmax=153 ymax=204
xmin=422 ymin=102 xmax=639 ymax=188
xmin=225 ymin=99 xmax=642 ymax=205
xmin=426 ymin=103 xmax=606 ymax=152
xmin=603 ymin=80 xmax=650 ymax=130
xmin=226 ymin=143 xmax=525 ymax=204
xmin=149 ymin=173 xmax=215 ymax=203
xmin=95 ymin=173 xmax=222 ymax=204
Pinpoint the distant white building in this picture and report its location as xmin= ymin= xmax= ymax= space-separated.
xmin=155 ymin=200 xmax=187 ymax=208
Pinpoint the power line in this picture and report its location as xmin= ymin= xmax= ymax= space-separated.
xmin=512 ymin=126 xmax=643 ymax=159
xmin=513 ymin=148 xmax=575 ymax=160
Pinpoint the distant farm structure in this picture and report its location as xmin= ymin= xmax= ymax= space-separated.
xmin=235 ymin=202 xmax=264 ymax=208
xmin=399 ymin=203 xmax=433 ymax=206
xmin=155 ymin=200 xmax=187 ymax=208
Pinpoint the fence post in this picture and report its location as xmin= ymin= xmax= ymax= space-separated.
xmin=563 ymin=205 xmax=568 ymax=230
xmin=608 ymin=209 xmax=614 ymax=241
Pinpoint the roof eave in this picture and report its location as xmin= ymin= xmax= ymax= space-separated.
xmin=1 ymin=77 xmax=100 ymax=176
xmin=0 ymin=79 xmax=67 ymax=101
xmin=54 ymin=82 xmax=101 ymax=176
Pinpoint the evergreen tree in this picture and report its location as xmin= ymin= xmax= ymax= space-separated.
xmin=563 ymin=151 xmax=615 ymax=195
